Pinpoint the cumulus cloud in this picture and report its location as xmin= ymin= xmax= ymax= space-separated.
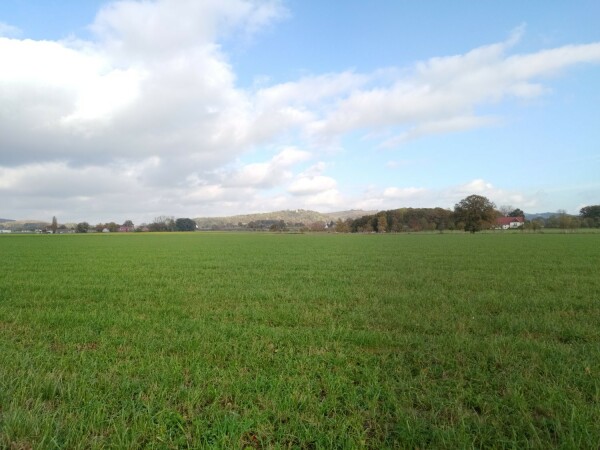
xmin=383 ymin=187 xmax=427 ymax=200
xmin=0 ymin=21 xmax=20 ymax=37
xmin=222 ymin=147 xmax=311 ymax=188
xmin=0 ymin=4 xmax=599 ymax=221
xmin=288 ymin=175 xmax=337 ymax=196
xmin=354 ymin=179 xmax=541 ymax=213
xmin=0 ymin=0 xmax=290 ymax=169
xmin=449 ymin=179 xmax=539 ymax=209
xmin=309 ymin=36 xmax=600 ymax=144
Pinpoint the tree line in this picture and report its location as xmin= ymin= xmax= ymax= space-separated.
xmin=343 ymin=197 xmax=600 ymax=233
xmin=71 ymin=217 xmax=197 ymax=233
xmin=22 ymin=197 xmax=600 ymax=234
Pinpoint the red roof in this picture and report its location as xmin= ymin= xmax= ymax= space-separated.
xmin=496 ymin=216 xmax=524 ymax=225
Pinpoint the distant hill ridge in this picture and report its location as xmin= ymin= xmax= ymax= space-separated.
xmin=194 ymin=209 xmax=376 ymax=228
xmin=524 ymin=212 xmax=567 ymax=220
xmin=0 ymin=219 xmax=49 ymax=231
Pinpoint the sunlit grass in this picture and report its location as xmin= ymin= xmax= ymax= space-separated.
xmin=1 ymin=232 xmax=599 ymax=448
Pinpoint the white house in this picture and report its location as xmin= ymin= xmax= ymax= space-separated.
xmin=496 ymin=216 xmax=525 ymax=230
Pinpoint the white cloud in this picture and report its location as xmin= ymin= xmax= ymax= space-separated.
xmin=309 ymin=34 xmax=600 ymax=144
xmin=0 ymin=1 xmax=290 ymax=169
xmin=0 ymin=22 xmax=21 ymax=37
xmin=222 ymin=147 xmax=311 ymax=188
xmin=456 ymin=179 xmax=495 ymax=195
xmin=1 ymin=7 xmax=599 ymax=222
xmin=91 ymin=0 xmax=285 ymax=61
xmin=381 ymin=115 xmax=500 ymax=147
xmin=288 ymin=175 xmax=337 ymax=196
xmin=353 ymin=179 xmax=542 ymax=213
xmin=302 ymin=188 xmax=342 ymax=208
xmin=449 ymin=179 xmax=540 ymax=209
xmin=255 ymin=71 xmax=368 ymax=109
xmin=383 ymin=187 xmax=427 ymax=199
xmin=0 ymin=162 xmax=134 ymax=196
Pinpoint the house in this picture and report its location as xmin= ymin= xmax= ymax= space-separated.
xmin=118 ymin=226 xmax=134 ymax=232
xmin=496 ymin=216 xmax=525 ymax=230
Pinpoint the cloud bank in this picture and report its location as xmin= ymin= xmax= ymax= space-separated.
xmin=1 ymin=1 xmax=599 ymax=222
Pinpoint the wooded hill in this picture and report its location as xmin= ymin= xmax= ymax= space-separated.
xmin=0 ymin=220 xmax=49 ymax=231
xmin=194 ymin=209 xmax=375 ymax=230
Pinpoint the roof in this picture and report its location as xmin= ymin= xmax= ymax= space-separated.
xmin=496 ymin=216 xmax=525 ymax=225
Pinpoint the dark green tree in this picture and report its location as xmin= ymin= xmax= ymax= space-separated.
xmin=580 ymin=205 xmax=600 ymax=227
xmin=76 ymin=222 xmax=90 ymax=233
xmin=175 ymin=218 xmax=197 ymax=231
xmin=51 ymin=216 xmax=58 ymax=234
xmin=454 ymin=195 xmax=497 ymax=233
xmin=508 ymin=208 xmax=525 ymax=217
xmin=269 ymin=220 xmax=287 ymax=232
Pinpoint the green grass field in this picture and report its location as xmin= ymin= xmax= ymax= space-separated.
xmin=1 ymin=232 xmax=599 ymax=449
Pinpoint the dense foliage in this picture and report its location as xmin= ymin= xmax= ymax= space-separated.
xmin=580 ymin=204 xmax=600 ymax=228
xmin=175 ymin=218 xmax=197 ymax=231
xmin=454 ymin=195 xmax=497 ymax=232
xmin=351 ymin=207 xmax=455 ymax=232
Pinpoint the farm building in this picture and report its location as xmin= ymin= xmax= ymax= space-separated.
xmin=496 ymin=216 xmax=525 ymax=229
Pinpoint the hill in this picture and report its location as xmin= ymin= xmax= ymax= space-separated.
xmin=525 ymin=212 xmax=576 ymax=220
xmin=194 ymin=209 xmax=375 ymax=229
xmin=0 ymin=220 xmax=49 ymax=231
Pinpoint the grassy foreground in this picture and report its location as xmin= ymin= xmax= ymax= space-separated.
xmin=0 ymin=232 xmax=599 ymax=449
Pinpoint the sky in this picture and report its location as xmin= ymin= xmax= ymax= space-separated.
xmin=1 ymin=0 xmax=599 ymax=224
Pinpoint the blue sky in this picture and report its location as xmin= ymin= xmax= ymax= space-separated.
xmin=0 ymin=0 xmax=599 ymax=223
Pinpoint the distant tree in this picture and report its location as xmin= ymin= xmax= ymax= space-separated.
xmin=544 ymin=215 xmax=559 ymax=228
xmin=106 ymin=222 xmax=119 ymax=233
xmin=269 ymin=220 xmax=288 ymax=232
xmin=149 ymin=216 xmax=175 ymax=232
xmin=525 ymin=218 xmax=544 ymax=231
xmin=557 ymin=210 xmax=572 ymax=231
xmin=51 ymin=216 xmax=58 ymax=234
xmin=499 ymin=205 xmax=513 ymax=217
xmin=175 ymin=218 xmax=197 ymax=231
xmin=360 ymin=221 xmax=374 ymax=233
xmin=309 ymin=221 xmax=326 ymax=232
xmin=580 ymin=205 xmax=600 ymax=227
xmin=377 ymin=214 xmax=388 ymax=233
xmin=76 ymin=222 xmax=90 ymax=233
xmin=122 ymin=219 xmax=134 ymax=228
xmin=334 ymin=218 xmax=350 ymax=233
xmin=454 ymin=195 xmax=497 ymax=233
xmin=508 ymin=208 xmax=525 ymax=218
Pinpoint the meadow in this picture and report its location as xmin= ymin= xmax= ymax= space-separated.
xmin=0 ymin=232 xmax=598 ymax=449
